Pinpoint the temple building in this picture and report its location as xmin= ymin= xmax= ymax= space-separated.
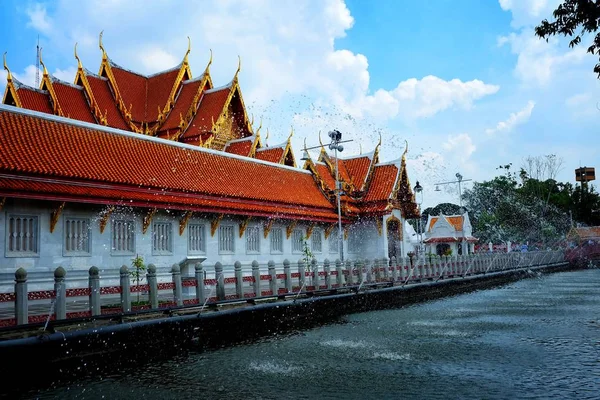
xmin=423 ymin=212 xmax=477 ymax=256
xmin=0 ymin=35 xmax=419 ymax=287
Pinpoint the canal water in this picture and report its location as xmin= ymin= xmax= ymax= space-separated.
xmin=20 ymin=269 xmax=600 ymax=399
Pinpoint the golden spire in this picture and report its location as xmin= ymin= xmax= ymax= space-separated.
xmin=402 ymin=140 xmax=409 ymax=159
xmin=39 ymin=47 xmax=48 ymax=77
xmin=289 ymin=125 xmax=294 ymax=139
xmin=233 ymin=55 xmax=241 ymax=81
xmin=265 ymin=128 xmax=270 ymax=146
xmin=204 ymin=49 xmax=213 ymax=74
xmin=256 ymin=118 xmax=263 ymax=135
xmin=318 ymin=130 xmax=326 ymax=154
xmin=99 ymin=30 xmax=107 ymax=60
xmin=74 ymin=42 xmax=82 ymax=70
xmin=3 ymin=52 xmax=11 ymax=81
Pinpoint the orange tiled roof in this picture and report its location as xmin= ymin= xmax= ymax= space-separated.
xmin=344 ymin=155 xmax=372 ymax=190
xmin=363 ymin=164 xmax=398 ymax=202
xmin=86 ymin=73 xmax=129 ymax=131
xmin=429 ymin=215 xmax=464 ymax=232
xmin=51 ymin=80 xmax=96 ymax=124
xmin=224 ymin=137 xmax=253 ymax=156
xmin=256 ymin=147 xmax=285 ymax=164
xmin=0 ymin=105 xmax=338 ymax=221
xmin=160 ymin=76 xmax=206 ymax=132
xmin=110 ymin=63 xmax=147 ymax=122
xmin=314 ymin=162 xmax=336 ymax=192
xmin=183 ymin=85 xmax=231 ymax=140
xmin=569 ymin=226 xmax=600 ymax=240
xmin=146 ymin=67 xmax=181 ymax=121
xmin=15 ymin=85 xmax=53 ymax=115
xmin=428 ymin=217 xmax=439 ymax=231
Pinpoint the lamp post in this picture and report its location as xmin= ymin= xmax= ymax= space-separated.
xmin=413 ymin=181 xmax=423 ymax=256
xmin=434 ymin=172 xmax=472 ymax=254
xmin=301 ymin=131 xmax=353 ymax=262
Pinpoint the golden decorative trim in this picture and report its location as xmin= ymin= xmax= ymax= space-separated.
xmin=99 ymin=30 xmax=107 ymax=61
xmin=286 ymin=221 xmax=297 ymax=239
xmin=179 ymin=211 xmax=193 ymax=236
xmin=99 ymin=206 xmax=114 ymax=234
xmin=210 ymin=214 xmax=224 ymax=237
xmin=75 ymin=46 xmax=107 ymax=126
xmin=386 ymin=215 xmax=402 ymax=239
xmin=2 ymin=53 xmax=22 ymax=108
xmin=376 ymin=217 xmax=382 ymax=236
xmin=324 ymin=223 xmax=336 ymax=239
xmin=306 ymin=223 xmax=315 ymax=240
xmin=263 ymin=219 xmax=274 ymax=239
xmin=142 ymin=208 xmax=157 ymax=234
xmin=239 ymin=217 xmax=251 ymax=238
xmin=344 ymin=227 xmax=349 ymax=241
xmin=50 ymin=202 xmax=65 ymax=233
xmin=39 ymin=49 xmax=64 ymax=117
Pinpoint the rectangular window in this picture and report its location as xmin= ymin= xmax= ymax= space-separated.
xmin=64 ymin=218 xmax=90 ymax=255
xmin=246 ymin=226 xmax=260 ymax=253
xmin=6 ymin=215 xmax=39 ymax=256
xmin=219 ymin=225 xmax=235 ymax=253
xmin=153 ymin=222 xmax=173 ymax=254
xmin=348 ymin=230 xmax=360 ymax=253
xmin=112 ymin=219 xmax=135 ymax=254
xmin=292 ymin=229 xmax=304 ymax=253
xmin=188 ymin=223 xmax=206 ymax=254
xmin=312 ymin=229 xmax=322 ymax=253
xmin=270 ymin=228 xmax=283 ymax=253
xmin=329 ymin=229 xmax=339 ymax=253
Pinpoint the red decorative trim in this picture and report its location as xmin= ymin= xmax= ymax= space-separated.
xmin=318 ymin=271 xmax=326 ymax=276
xmin=225 ymin=294 xmax=238 ymax=300
xmin=157 ymin=282 xmax=175 ymax=290
xmin=66 ymin=288 xmax=91 ymax=297
xmin=331 ymin=271 xmax=338 ymax=276
xmin=131 ymin=284 xmax=149 ymax=293
xmin=132 ymin=304 xmax=151 ymax=311
xmin=224 ymin=277 xmax=237 ymax=284
xmin=101 ymin=307 xmax=122 ymax=315
xmin=0 ymin=318 xmax=16 ymax=327
xmin=276 ymin=273 xmax=286 ymax=279
xmin=0 ymin=293 xmax=16 ymax=302
xmin=242 ymin=276 xmax=254 ymax=282
xmin=277 ymin=288 xmax=288 ymax=294
xmin=182 ymin=279 xmax=198 ymax=287
xmin=29 ymin=314 xmax=54 ymax=323
xmin=319 ymin=285 xmax=327 ymax=289
xmin=184 ymin=299 xmax=200 ymax=305
xmin=28 ymin=290 xmax=55 ymax=300
xmin=100 ymin=286 xmax=121 ymax=295
xmin=261 ymin=290 xmax=273 ymax=296
xmin=291 ymin=272 xmax=300 ymax=278
xmin=259 ymin=274 xmax=271 ymax=281
xmin=204 ymin=279 xmax=217 ymax=285
xmin=306 ymin=286 xmax=316 ymax=291
xmin=244 ymin=292 xmax=256 ymax=298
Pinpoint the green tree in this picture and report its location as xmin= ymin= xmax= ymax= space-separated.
xmin=130 ymin=254 xmax=146 ymax=303
xmin=535 ymin=0 xmax=600 ymax=78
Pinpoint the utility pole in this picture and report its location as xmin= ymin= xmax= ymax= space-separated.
xmin=35 ymin=35 xmax=40 ymax=88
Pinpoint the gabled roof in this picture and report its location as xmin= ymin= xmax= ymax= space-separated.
xmin=183 ymin=84 xmax=231 ymax=141
xmin=363 ymin=163 xmax=399 ymax=202
xmin=428 ymin=215 xmax=464 ymax=232
xmin=9 ymin=79 xmax=53 ymax=114
xmin=224 ymin=135 xmax=255 ymax=156
xmin=159 ymin=74 xmax=208 ymax=134
xmin=50 ymin=78 xmax=96 ymax=124
xmin=84 ymin=72 xmax=129 ymax=130
xmin=343 ymin=155 xmax=372 ymax=191
xmin=255 ymin=146 xmax=285 ymax=163
xmin=0 ymin=105 xmax=338 ymax=221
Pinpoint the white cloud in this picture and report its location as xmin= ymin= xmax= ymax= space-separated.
xmin=443 ymin=133 xmax=476 ymax=159
xmin=565 ymin=92 xmax=598 ymax=118
xmin=485 ymin=101 xmax=535 ymax=135
xmin=499 ymin=0 xmax=561 ymax=29
xmin=13 ymin=65 xmax=42 ymax=87
xmin=26 ymin=3 xmax=53 ymax=34
xmin=565 ymin=92 xmax=592 ymax=108
xmin=139 ymin=48 xmax=179 ymax=74
xmin=53 ymin=66 xmax=78 ymax=83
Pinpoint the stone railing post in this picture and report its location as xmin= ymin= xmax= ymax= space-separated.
xmin=234 ymin=261 xmax=244 ymax=299
xmin=147 ymin=264 xmax=158 ymax=309
xmin=215 ymin=262 xmax=225 ymax=301
xmin=252 ymin=260 xmax=261 ymax=297
xmin=172 ymin=264 xmax=183 ymax=306
xmin=399 ymin=257 xmax=407 ymax=281
xmin=383 ymin=257 xmax=390 ymax=280
xmin=323 ymin=259 xmax=332 ymax=289
xmin=298 ymin=259 xmax=306 ymax=291
xmin=88 ymin=266 xmax=100 ymax=316
xmin=195 ymin=263 xmax=206 ymax=304
xmin=268 ymin=260 xmax=277 ymax=295
xmin=345 ymin=260 xmax=353 ymax=285
xmin=53 ymin=266 xmax=66 ymax=320
xmin=14 ymin=268 xmax=28 ymax=325
xmin=335 ymin=259 xmax=343 ymax=287
xmin=374 ymin=258 xmax=381 ymax=282
xmin=283 ymin=259 xmax=292 ymax=293
xmin=365 ymin=259 xmax=373 ymax=283
xmin=391 ymin=257 xmax=398 ymax=282
xmin=356 ymin=259 xmax=364 ymax=284
xmin=311 ymin=258 xmax=319 ymax=289
xmin=119 ymin=265 xmax=131 ymax=312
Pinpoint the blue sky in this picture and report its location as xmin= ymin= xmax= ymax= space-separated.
xmin=0 ymin=0 xmax=598 ymax=208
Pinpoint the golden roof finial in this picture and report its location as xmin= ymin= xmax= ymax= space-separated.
xmin=3 ymin=52 xmax=12 ymax=81
xmin=39 ymin=47 xmax=48 ymax=77
xmin=74 ymin=42 xmax=82 ymax=70
xmin=99 ymin=30 xmax=107 ymax=60
xmin=250 ymin=113 xmax=254 ymax=127
xmin=318 ymin=130 xmax=325 ymax=152
xmin=265 ymin=128 xmax=270 ymax=145
xmin=289 ymin=125 xmax=294 ymax=139
xmin=359 ymin=143 xmax=363 ymax=155
xmin=184 ymin=36 xmax=191 ymax=64
xmin=402 ymin=140 xmax=409 ymax=159
xmin=256 ymin=118 xmax=263 ymax=135
xmin=204 ymin=49 xmax=213 ymax=74
xmin=233 ymin=55 xmax=241 ymax=81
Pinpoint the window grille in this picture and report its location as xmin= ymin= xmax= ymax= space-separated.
xmin=292 ymin=229 xmax=304 ymax=253
xmin=246 ymin=226 xmax=260 ymax=253
xmin=329 ymin=229 xmax=339 ymax=253
xmin=348 ymin=230 xmax=361 ymax=253
xmin=112 ymin=219 xmax=135 ymax=254
xmin=65 ymin=218 xmax=90 ymax=255
xmin=153 ymin=222 xmax=172 ymax=254
xmin=271 ymin=228 xmax=283 ymax=253
xmin=188 ymin=223 xmax=206 ymax=254
xmin=7 ymin=215 xmax=39 ymax=256
xmin=312 ymin=229 xmax=322 ymax=253
xmin=219 ymin=225 xmax=235 ymax=253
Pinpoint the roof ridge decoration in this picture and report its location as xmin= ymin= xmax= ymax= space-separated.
xmin=154 ymin=37 xmax=194 ymax=133
xmin=2 ymin=53 xmax=22 ymax=108
xmin=358 ymin=133 xmax=382 ymax=193
xmin=74 ymin=43 xmax=108 ymax=126
xmin=282 ymin=126 xmax=297 ymax=167
xmin=98 ymin=31 xmax=141 ymax=133
xmin=38 ymin=48 xmax=64 ymax=117
xmin=249 ymin=119 xmax=263 ymax=157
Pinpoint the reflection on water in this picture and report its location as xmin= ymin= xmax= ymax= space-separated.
xmin=21 ymin=269 xmax=600 ymax=399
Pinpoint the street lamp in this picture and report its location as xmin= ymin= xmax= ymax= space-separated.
xmin=413 ymin=181 xmax=423 ymax=256
xmin=301 ymin=131 xmax=353 ymax=262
